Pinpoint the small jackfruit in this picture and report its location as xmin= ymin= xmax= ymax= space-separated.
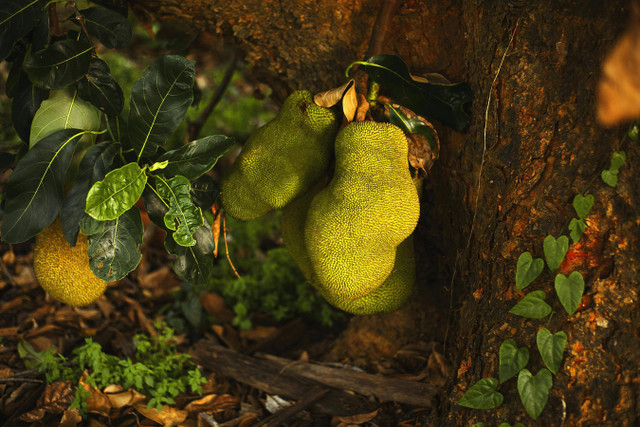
xmin=33 ymin=219 xmax=109 ymax=307
xmin=317 ymin=236 xmax=415 ymax=315
xmin=221 ymin=90 xmax=339 ymax=220
xmin=304 ymin=121 xmax=419 ymax=300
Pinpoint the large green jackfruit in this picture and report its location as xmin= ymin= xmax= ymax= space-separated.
xmin=221 ymin=90 xmax=339 ymax=220
xmin=304 ymin=121 xmax=419 ymax=300
xmin=317 ymin=236 xmax=415 ymax=315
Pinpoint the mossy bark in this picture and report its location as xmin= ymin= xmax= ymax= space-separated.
xmin=131 ymin=0 xmax=639 ymax=424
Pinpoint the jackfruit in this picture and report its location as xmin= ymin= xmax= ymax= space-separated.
xmin=317 ymin=236 xmax=415 ymax=315
xmin=304 ymin=121 xmax=419 ymax=300
xmin=33 ymin=219 xmax=108 ymax=307
xmin=221 ymin=90 xmax=339 ymax=220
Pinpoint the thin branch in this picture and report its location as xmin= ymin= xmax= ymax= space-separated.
xmin=188 ymin=51 xmax=239 ymax=141
xmin=367 ymin=0 xmax=403 ymax=57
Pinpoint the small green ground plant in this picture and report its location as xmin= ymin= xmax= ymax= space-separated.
xmin=458 ymin=122 xmax=638 ymax=425
xmin=18 ymin=322 xmax=206 ymax=413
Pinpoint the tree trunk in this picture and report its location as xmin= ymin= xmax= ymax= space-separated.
xmin=132 ymin=0 xmax=639 ymax=424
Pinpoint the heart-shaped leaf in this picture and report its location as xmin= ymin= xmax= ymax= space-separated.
xmin=554 ymin=271 xmax=584 ymax=316
xmin=610 ymin=150 xmax=626 ymax=170
xmin=517 ymin=368 xmax=552 ymax=420
xmin=601 ymin=169 xmax=618 ymax=188
xmin=24 ymin=39 xmax=94 ymax=90
xmin=536 ymin=328 xmax=567 ymax=375
xmin=164 ymin=220 xmax=215 ymax=286
xmin=509 ymin=290 xmax=552 ymax=319
xmin=157 ymin=135 xmax=234 ymax=180
xmin=346 ymin=54 xmax=473 ymax=131
xmin=127 ymin=55 xmax=195 ymax=160
xmin=572 ymin=194 xmax=594 ymax=220
xmin=0 ymin=0 xmax=46 ymax=62
xmin=79 ymin=6 xmax=132 ymax=49
xmin=77 ymin=58 xmax=124 ymax=116
xmin=1 ymin=129 xmax=85 ymax=243
xmin=87 ymin=207 xmax=143 ymax=282
xmin=85 ymin=162 xmax=147 ymax=221
xmin=515 ymin=252 xmax=543 ymax=290
xmin=457 ymin=377 xmax=503 ymax=409
xmin=568 ymin=218 xmax=586 ymax=244
xmin=499 ymin=339 xmax=530 ymax=383
xmin=543 ymin=235 xmax=569 ymax=272
xmin=155 ymin=175 xmax=204 ymax=247
xmin=628 ymin=123 xmax=639 ymax=141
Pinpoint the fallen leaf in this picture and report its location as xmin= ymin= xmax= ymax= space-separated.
xmin=105 ymin=387 xmax=147 ymax=409
xmin=199 ymin=292 xmax=234 ymax=323
xmin=183 ymin=393 xmax=239 ymax=413
xmin=239 ymin=325 xmax=278 ymax=341
xmin=134 ymin=403 xmax=188 ymax=427
xmin=337 ymin=409 xmax=380 ymax=424
xmin=59 ymin=408 xmax=82 ymax=427
xmin=80 ymin=372 xmax=112 ymax=417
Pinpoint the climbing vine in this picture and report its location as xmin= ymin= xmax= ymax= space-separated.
xmin=458 ymin=121 xmax=638 ymax=425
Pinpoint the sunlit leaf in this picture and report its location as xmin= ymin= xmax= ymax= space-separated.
xmin=509 ymin=290 xmax=552 ymax=319
xmin=127 ymin=55 xmax=195 ymax=160
xmin=543 ymin=235 xmax=569 ymax=272
xmin=157 ymin=135 xmax=233 ymax=180
xmin=536 ymin=328 xmax=567 ymax=375
xmin=85 ymin=162 xmax=147 ymax=221
xmin=554 ymin=271 xmax=584 ymax=316
xmin=156 ymin=175 xmax=203 ymax=247
xmin=515 ymin=252 xmax=544 ymax=291
xmin=1 ymin=129 xmax=85 ymax=243
xmin=87 ymin=207 xmax=143 ymax=281
xmin=457 ymin=377 xmax=503 ymax=409
xmin=24 ymin=39 xmax=93 ymax=89
xmin=572 ymin=193 xmax=594 ymax=220
xmin=568 ymin=218 xmax=586 ymax=244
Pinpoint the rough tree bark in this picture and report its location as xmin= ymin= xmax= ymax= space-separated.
xmin=132 ymin=0 xmax=639 ymax=425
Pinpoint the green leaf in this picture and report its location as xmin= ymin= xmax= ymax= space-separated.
xmin=515 ymin=251 xmax=543 ymax=291
xmin=347 ymin=54 xmax=473 ymax=131
xmin=601 ymin=169 xmax=618 ymax=187
xmin=157 ymin=135 xmax=234 ymax=180
xmin=543 ymin=235 xmax=569 ymax=272
xmin=499 ymin=424 xmax=525 ymax=427
xmin=509 ymin=290 xmax=552 ymax=319
xmin=536 ymin=328 xmax=567 ymax=375
xmin=572 ymin=193 xmax=594 ymax=220
xmin=164 ymin=220 xmax=215 ymax=285
xmin=79 ymin=6 xmax=132 ymax=49
xmin=610 ymin=150 xmax=626 ymax=170
xmin=24 ymin=39 xmax=94 ymax=90
xmin=141 ymin=184 xmax=169 ymax=228
xmin=77 ymin=58 xmax=124 ymax=116
xmin=554 ymin=271 xmax=584 ymax=316
xmin=0 ymin=0 xmax=46 ymax=61
xmin=30 ymin=88 xmax=102 ymax=148
xmin=80 ymin=214 xmax=105 ymax=236
xmin=87 ymin=207 xmax=143 ymax=282
xmin=155 ymin=175 xmax=203 ymax=247
xmin=190 ymin=175 xmax=220 ymax=209
xmin=499 ymin=339 xmax=529 ymax=383
xmin=386 ymin=103 xmax=438 ymax=154
xmin=457 ymin=377 xmax=503 ymax=409
xmin=85 ymin=162 xmax=148 ymax=221
xmin=568 ymin=218 xmax=586 ymax=244
xmin=61 ymin=142 xmax=120 ymax=245
xmin=517 ymin=368 xmax=552 ymax=420
xmin=471 ymin=423 xmax=485 ymax=427
xmin=127 ymin=55 xmax=195 ymax=160
xmin=1 ymin=129 xmax=85 ymax=243
xmin=627 ymin=122 xmax=639 ymax=141
xmin=10 ymin=70 xmax=49 ymax=142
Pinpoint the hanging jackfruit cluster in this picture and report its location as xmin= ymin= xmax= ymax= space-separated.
xmin=220 ymin=92 xmax=420 ymax=315
xmin=33 ymin=219 xmax=110 ymax=307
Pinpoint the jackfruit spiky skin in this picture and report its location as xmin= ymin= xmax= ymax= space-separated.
xmin=33 ymin=219 xmax=108 ymax=307
xmin=221 ymin=90 xmax=339 ymax=220
xmin=317 ymin=236 xmax=415 ymax=315
xmin=305 ymin=121 xmax=419 ymax=300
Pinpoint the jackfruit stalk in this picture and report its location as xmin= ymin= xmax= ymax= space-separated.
xmin=33 ymin=219 xmax=109 ymax=307
xmin=304 ymin=121 xmax=419 ymax=300
xmin=221 ymin=90 xmax=339 ymax=220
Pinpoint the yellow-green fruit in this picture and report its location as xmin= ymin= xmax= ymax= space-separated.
xmin=221 ymin=90 xmax=339 ymax=220
xmin=281 ymin=177 xmax=327 ymax=279
xmin=318 ymin=237 xmax=415 ymax=315
xmin=33 ymin=220 xmax=108 ymax=307
xmin=305 ymin=121 xmax=419 ymax=300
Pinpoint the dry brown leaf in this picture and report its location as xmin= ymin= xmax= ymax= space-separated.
xmin=597 ymin=6 xmax=640 ymax=125
xmin=355 ymin=93 xmax=370 ymax=122
xmin=314 ymin=80 xmax=355 ymax=108
xmin=18 ymin=408 xmax=45 ymax=422
xmin=239 ymin=325 xmax=278 ymax=341
xmin=2 ymin=249 xmax=15 ymax=265
xmin=79 ymin=372 xmax=112 ymax=417
xmin=336 ymin=409 xmax=380 ymax=425
xmin=183 ymin=393 xmax=239 ymax=413
xmin=199 ymin=292 xmax=234 ymax=323
xmin=59 ymin=408 xmax=82 ymax=427
xmin=134 ymin=403 xmax=188 ymax=426
xmin=105 ymin=387 xmax=147 ymax=409
xmin=18 ymin=380 xmax=75 ymax=422
xmin=211 ymin=204 xmax=222 ymax=258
